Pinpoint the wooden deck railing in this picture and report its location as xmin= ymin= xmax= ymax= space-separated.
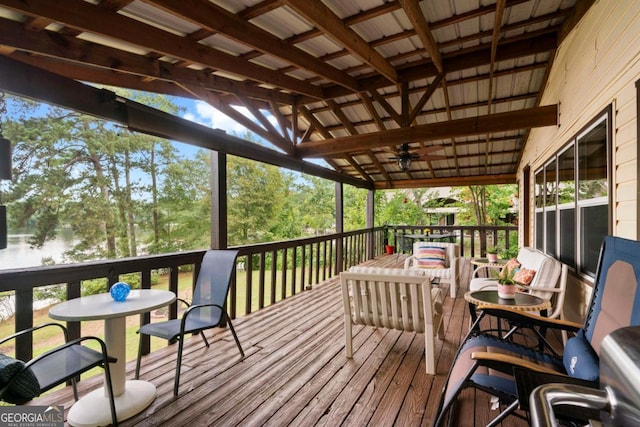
xmin=387 ymin=224 xmax=517 ymax=258
xmin=0 ymin=224 xmax=516 ymax=364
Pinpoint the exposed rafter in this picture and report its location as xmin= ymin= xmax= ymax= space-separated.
xmin=281 ymin=0 xmax=398 ymax=83
xmin=143 ymin=0 xmax=360 ymax=92
xmin=398 ymin=0 xmax=443 ymax=73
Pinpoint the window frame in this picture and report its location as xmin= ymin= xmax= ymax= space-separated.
xmin=533 ymin=106 xmax=612 ymax=282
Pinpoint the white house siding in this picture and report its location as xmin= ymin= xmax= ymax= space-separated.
xmin=519 ymin=0 xmax=640 ymax=323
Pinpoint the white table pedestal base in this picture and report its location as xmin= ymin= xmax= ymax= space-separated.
xmin=67 ymin=380 xmax=156 ymax=427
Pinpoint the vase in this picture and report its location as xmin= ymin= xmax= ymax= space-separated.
xmin=487 ymin=253 xmax=498 ymax=263
xmin=497 ymin=283 xmax=516 ymax=299
xmin=110 ymin=281 xmax=130 ymax=302
xmin=385 ymin=245 xmax=395 ymax=254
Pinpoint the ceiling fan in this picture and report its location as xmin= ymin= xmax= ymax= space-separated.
xmin=389 ymin=144 xmax=446 ymax=171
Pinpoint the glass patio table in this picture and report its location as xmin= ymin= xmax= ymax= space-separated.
xmin=464 ymin=289 xmax=551 ymax=326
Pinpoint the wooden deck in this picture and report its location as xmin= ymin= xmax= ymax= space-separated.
xmin=33 ymin=255 xmax=535 ymax=426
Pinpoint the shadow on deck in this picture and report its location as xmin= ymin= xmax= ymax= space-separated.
xmin=32 ymin=255 xmax=534 ymax=426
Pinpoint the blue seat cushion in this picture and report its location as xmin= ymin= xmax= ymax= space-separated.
xmin=0 ymin=353 xmax=40 ymax=404
xmin=563 ymin=330 xmax=599 ymax=382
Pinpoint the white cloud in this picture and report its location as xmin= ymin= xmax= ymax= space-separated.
xmin=183 ymin=100 xmax=249 ymax=135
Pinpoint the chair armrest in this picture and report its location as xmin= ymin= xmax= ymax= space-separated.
xmin=0 ymin=323 xmax=69 ymax=346
xmin=403 ymin=256 xmax=415 ymax=269
xmin=176 ymin=297 xmax=192 ymax=307
xmin=472 ymin=265 xmax=495 ymax=278
xmin=182 ymin=303 xmax=226 ymax=327
xmin=477 ymin=305 xmax=583 ymax=332
xmin=471 ymin=351 xmax=565 ymax=376
xmin=476 ymin=281 xmax=500 ymax=290
xmin=518 ymin=285 xmax=564 ymax=293
xmin=25 ymin=335 xmax=116 ymax=369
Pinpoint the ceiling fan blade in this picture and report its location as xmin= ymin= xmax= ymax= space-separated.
xmin=413 ymin=145 xmax=445 ymax=157
xmin=420 ymin=155 xmax=447 ymax=161
xmin=381 ymin=146 xmax=399 ymax=155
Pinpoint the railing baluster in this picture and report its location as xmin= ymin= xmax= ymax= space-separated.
xmin=270 ymin=250 xmax=277 ymax=305
xmin=140 ymin=270 xmax=152 ymax=356
xmin=291 ymin=246 xmax=298 ymax=296
xmin=245 ymin=255 xmax=253 ymax=315
xmin=258 ymin=252 xmax=266 ymax=310
xmin=300 ymin=244 xmax=306 ymax=292
xmin=314 ymin=241 xmax=320 ymax=285
xmin=14 ymin=288 xmax=33 ymax=361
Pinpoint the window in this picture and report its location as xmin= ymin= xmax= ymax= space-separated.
xmin=534 ymin=108 xmax=610 ymax=279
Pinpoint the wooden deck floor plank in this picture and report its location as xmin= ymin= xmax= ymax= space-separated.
xmin=240 ymin=325 xmax=377 ymax=427
xmin=140 ymin=308 xmax=344 ymax=426
xmin=421 ymin=291 xmax=470 ymax=426
xmin=288 ymin=329 xmax=401 ymax=427
xmin=362 ymin=333 xmax=426 ymax=427
xmin=208 ymin=321 xmax=347 ymax=426
xmin=134 ymin=279 xmax=344 ymax=414
xmin=261 ymin=326 xmax=383 ymax=427
xmin=340 ymin=331 xmax=418 ymax=427
xmin=313 ymin=329 xmax=405 ymax=427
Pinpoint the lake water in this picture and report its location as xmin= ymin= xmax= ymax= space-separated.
xmin=0 ymin=230 xmax=77 ymax=270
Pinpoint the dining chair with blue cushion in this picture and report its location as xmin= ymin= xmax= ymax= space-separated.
xmin=0 ymin=323 xmax=117 ymax=426
xmin=135 ymin=249 xmax=244 ymax=396
xmin=433 ymin=235 xmax=640 ymax=426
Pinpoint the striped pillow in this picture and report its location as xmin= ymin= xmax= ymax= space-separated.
xmin=416 ymin=246 xmax=446 ymax=269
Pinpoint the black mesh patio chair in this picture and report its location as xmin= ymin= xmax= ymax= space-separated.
xmin=0 ymin=323 xmax=117 ymax=426
xmin=395 ymin=234 xmax=413 ymax=260
xmin=135 ymin=249 xmax=244 ymax=396
xmin=433 ymin=235 xmax=640 ymax=427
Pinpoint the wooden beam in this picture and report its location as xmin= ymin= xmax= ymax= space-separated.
xmin=0 ymin=0 xmax=325 ymax=99
xmin=374 ymin=173 xmax=517 ymax=190
xmin=0 ymin=55 xmax=371 ymax=189
xmin=328 ymin=99 xmax=388 ymax=181
xmin=281 ymin=0 xmax=398 ymax=83
xmin=234 ymin=95 xmax=293 ymax=154
xmin=0 ymin=18 xmax=294 ymax=105
xmin=398 ymin=0 xmax=443 ymax=73
xmin=298 ymin=106 xmax=332 ymax=140
xmin=369 ymin=89 xmax=402 ymax=125
xmin=269 ymin=100 xmax=293 ymax=145
xmin=359 ymin=93 xmax=385 ymax=131
xmin=343 ymin=156 xmax=373 ymax=183
xmin=143 ymin=0 xmax=360 ymax=92
xmin=296 ymin=105 xmax=558 ymax=157
xmin=409 ymin=73 xmax=443 ymax=124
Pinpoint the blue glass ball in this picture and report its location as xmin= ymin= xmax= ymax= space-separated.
xmin=110 ymin=282 xmax=130 ymax=302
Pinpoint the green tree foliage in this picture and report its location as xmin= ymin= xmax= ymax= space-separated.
xmin=452 ymin=185 xmax=517 ymax=226
xmin=375 ymin=190 xmax=430 ymax=226
xmin=227 ymin=154 xmax=293 ymax=245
